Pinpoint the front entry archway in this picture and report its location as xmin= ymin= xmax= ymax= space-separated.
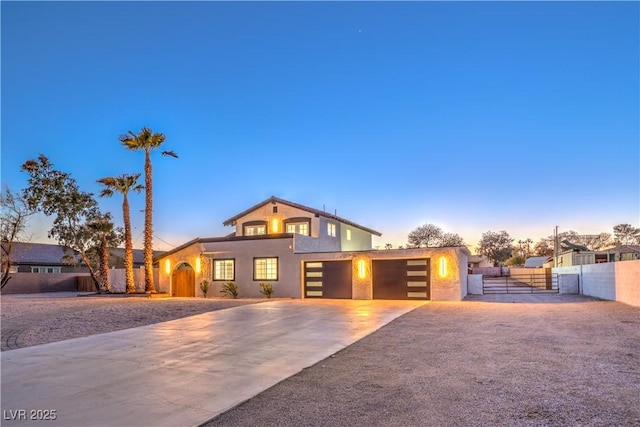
xmin=172 ymin=263 xmax=195 ymax=297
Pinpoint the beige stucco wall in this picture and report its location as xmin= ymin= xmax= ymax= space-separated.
xmin=157 ymin=239 xmax=469 ymax=301
xmin=298 ymin=247 xmax=469 ymax=301
xmin=233 ymin=202 xmax=321 ymax=237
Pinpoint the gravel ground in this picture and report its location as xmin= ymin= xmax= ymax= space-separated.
xmin=1 ymin=293 xmax=265 ymax=350
xmin=204 ymin=295 xmax=640 ymax=427
xmin=1 ymin=293 xmax=638 ymax=426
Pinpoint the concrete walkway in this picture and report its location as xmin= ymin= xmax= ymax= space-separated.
xmin=0 ymin=299 xmax=425 ymax=427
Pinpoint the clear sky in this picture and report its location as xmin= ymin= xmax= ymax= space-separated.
xmin=2 ymin=1 xmax=638 ymax=253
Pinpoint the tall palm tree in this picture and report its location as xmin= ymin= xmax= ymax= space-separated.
xmin=97 ymin=174 xmax=143 ymax=293
xmin=119 ymin=127 xmax=177 ymax=293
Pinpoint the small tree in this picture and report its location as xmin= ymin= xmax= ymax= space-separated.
xmin=1 ymin=186 xmax=35 ymax=290
xmin=439 ymin=232 xmax=465 ymax=247
xmin=408 ymin=224 xmax=443 ymax=248
xmin=86 ymin=212 xmax=123 ymax=293
xmin=477 ymin=230 xmax=514 ymax=266
xmin=613 ymin=223 xmax=640 ymax=245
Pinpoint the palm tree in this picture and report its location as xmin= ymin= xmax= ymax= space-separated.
xmin=86 ymin=211 xmax=122 ymax=293
xmin=97 ymin=174 xmax=143 ymax=293
xmin=119 ymin=127 xmax=177 ymax=293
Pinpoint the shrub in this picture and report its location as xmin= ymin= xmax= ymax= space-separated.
xmin=200 ymin=280 xmax=210 ymax=298
xmin=259 ymin=282 xmax=274 ymax=299
xmin=220 ymin=281 xmax=239 ymax=299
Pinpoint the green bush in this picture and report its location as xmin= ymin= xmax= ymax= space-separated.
xmin=220 ymin=281 xmax=239 ymax=299
xmin=259 ymin=282 xmax=274 ymax=299
xmin=200 ymin=280 xmax=210 ymax=298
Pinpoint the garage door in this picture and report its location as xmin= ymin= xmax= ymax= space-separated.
xmin=372 ymin=259 xmax=430 ymax=300
xmin=304 ymin=261 xmax=352 ymax=299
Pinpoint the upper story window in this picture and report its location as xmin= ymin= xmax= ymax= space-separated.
xmin=346 ymin=229 xmax=352 ymax=241
xmin=286 ymin=222 xmax=309 ymax=236
xmin=243 ymin=221 xmax=267 ymax=236
xmin=327 ymin=223 xmax=336 ymax=237
xmin=284 ymin=217 xmax=311 ymax=236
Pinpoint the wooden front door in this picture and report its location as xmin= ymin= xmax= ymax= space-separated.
xmin=172 ymin=268 xmax=195 ymax=297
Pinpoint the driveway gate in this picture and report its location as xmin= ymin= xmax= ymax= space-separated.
xmin=482 ymin=272 xmax=559 ymax=294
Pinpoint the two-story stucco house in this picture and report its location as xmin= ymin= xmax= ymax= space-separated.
xmin=156 ymin=196 xmax=470 ymax=300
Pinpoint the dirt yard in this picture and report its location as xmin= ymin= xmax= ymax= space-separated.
xmin=0 ymin=293 xmax=264 ymax=351
xmin=1 ymin=293 xmax=638 ymax=426
xmin=204 ymin=295 xmax=640 ymax=427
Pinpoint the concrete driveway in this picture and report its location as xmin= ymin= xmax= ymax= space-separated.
xmin=0 ymin=299 xmax=425 ymax=427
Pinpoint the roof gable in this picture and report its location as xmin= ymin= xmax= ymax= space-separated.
xmin=222 ymin=196 xmax=382 ymax=236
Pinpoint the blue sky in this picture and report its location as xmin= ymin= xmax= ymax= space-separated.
xmin=2 ymin=1 xmax=638 ymax=252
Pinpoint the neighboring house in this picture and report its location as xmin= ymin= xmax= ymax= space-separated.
xmin=1 ymin=242 xmax=163 ymax=273
xmin=108 ymin=248 xmax=164 ymax=269
xmin=156 ymin=196 xmax=470 ymax=301
xmin=524 ymin=256 xmax=551 ymax=268
xmin=554 ymin=249 xmax=608 ymax=267
xmin=2 ymin=242 xmax=86 ymax=274
xmin=468 ymin=255 xmax=492 ymax=271
xmin=602 ymin=245 xmax=640 ymax=262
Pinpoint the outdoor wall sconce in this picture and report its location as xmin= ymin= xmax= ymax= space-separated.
xmin=358 ymin=259 xmax=366 ymax=279
xmin=164 ymin=259 xmax=171 ymax=274
xmin=195 ymin=257 xmax=202 ymax=274
xmin=439 ymin=257 xmax=447 ymax=277
xmin=271 ymin=218 xmax=279 ymax=233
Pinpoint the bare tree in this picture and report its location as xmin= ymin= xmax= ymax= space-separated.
xmin=1 ymin=186 xmax=35 ymax=290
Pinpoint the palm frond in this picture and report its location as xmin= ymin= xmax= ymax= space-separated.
xmin=161 ymin=150 xmax=178 ymax=158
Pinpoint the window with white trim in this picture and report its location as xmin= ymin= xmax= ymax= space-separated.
xmin=327 ymin=223 xmax=336 ymax=237
xmin=244 ymin=225 xmax=266 ymax=236
xmin=286 ymin=222 xmax=309 ymax=236
xmin=254 ymin=257 xmax=278 ymax=280
xmin=213 ymin=259 xmax=235 ymax=281
xmin=346 ymin=229 xmax=352 ymax=241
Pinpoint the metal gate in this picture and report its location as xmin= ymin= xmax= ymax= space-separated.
xmin=482 ymin=272 xmax=559 ymax=294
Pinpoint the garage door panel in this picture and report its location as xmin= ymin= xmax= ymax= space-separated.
xmin=373 ymin=259 xmax=430 ymax=300
xmin=304 ymin=261 xmax=352 ymax=299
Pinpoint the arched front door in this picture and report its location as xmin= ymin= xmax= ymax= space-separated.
xmin=172 ymin=263 xmax=195 ymax=297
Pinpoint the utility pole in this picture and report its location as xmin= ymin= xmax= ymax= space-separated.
xmin=554 ymin=226 xmax=559 ymax=267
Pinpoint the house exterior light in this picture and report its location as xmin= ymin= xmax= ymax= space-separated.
xmin=195 ymin=257 xmax=201 ymax=273
xmin=439 ymin=257 xmax=447 ymax=277
xmin=271 ymin=218 xmax=279 ymax=233
xmin=164 ymin=259 xmax=171 ymax=274
xmin=358 ymin=259 xmax=366 ymax=279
